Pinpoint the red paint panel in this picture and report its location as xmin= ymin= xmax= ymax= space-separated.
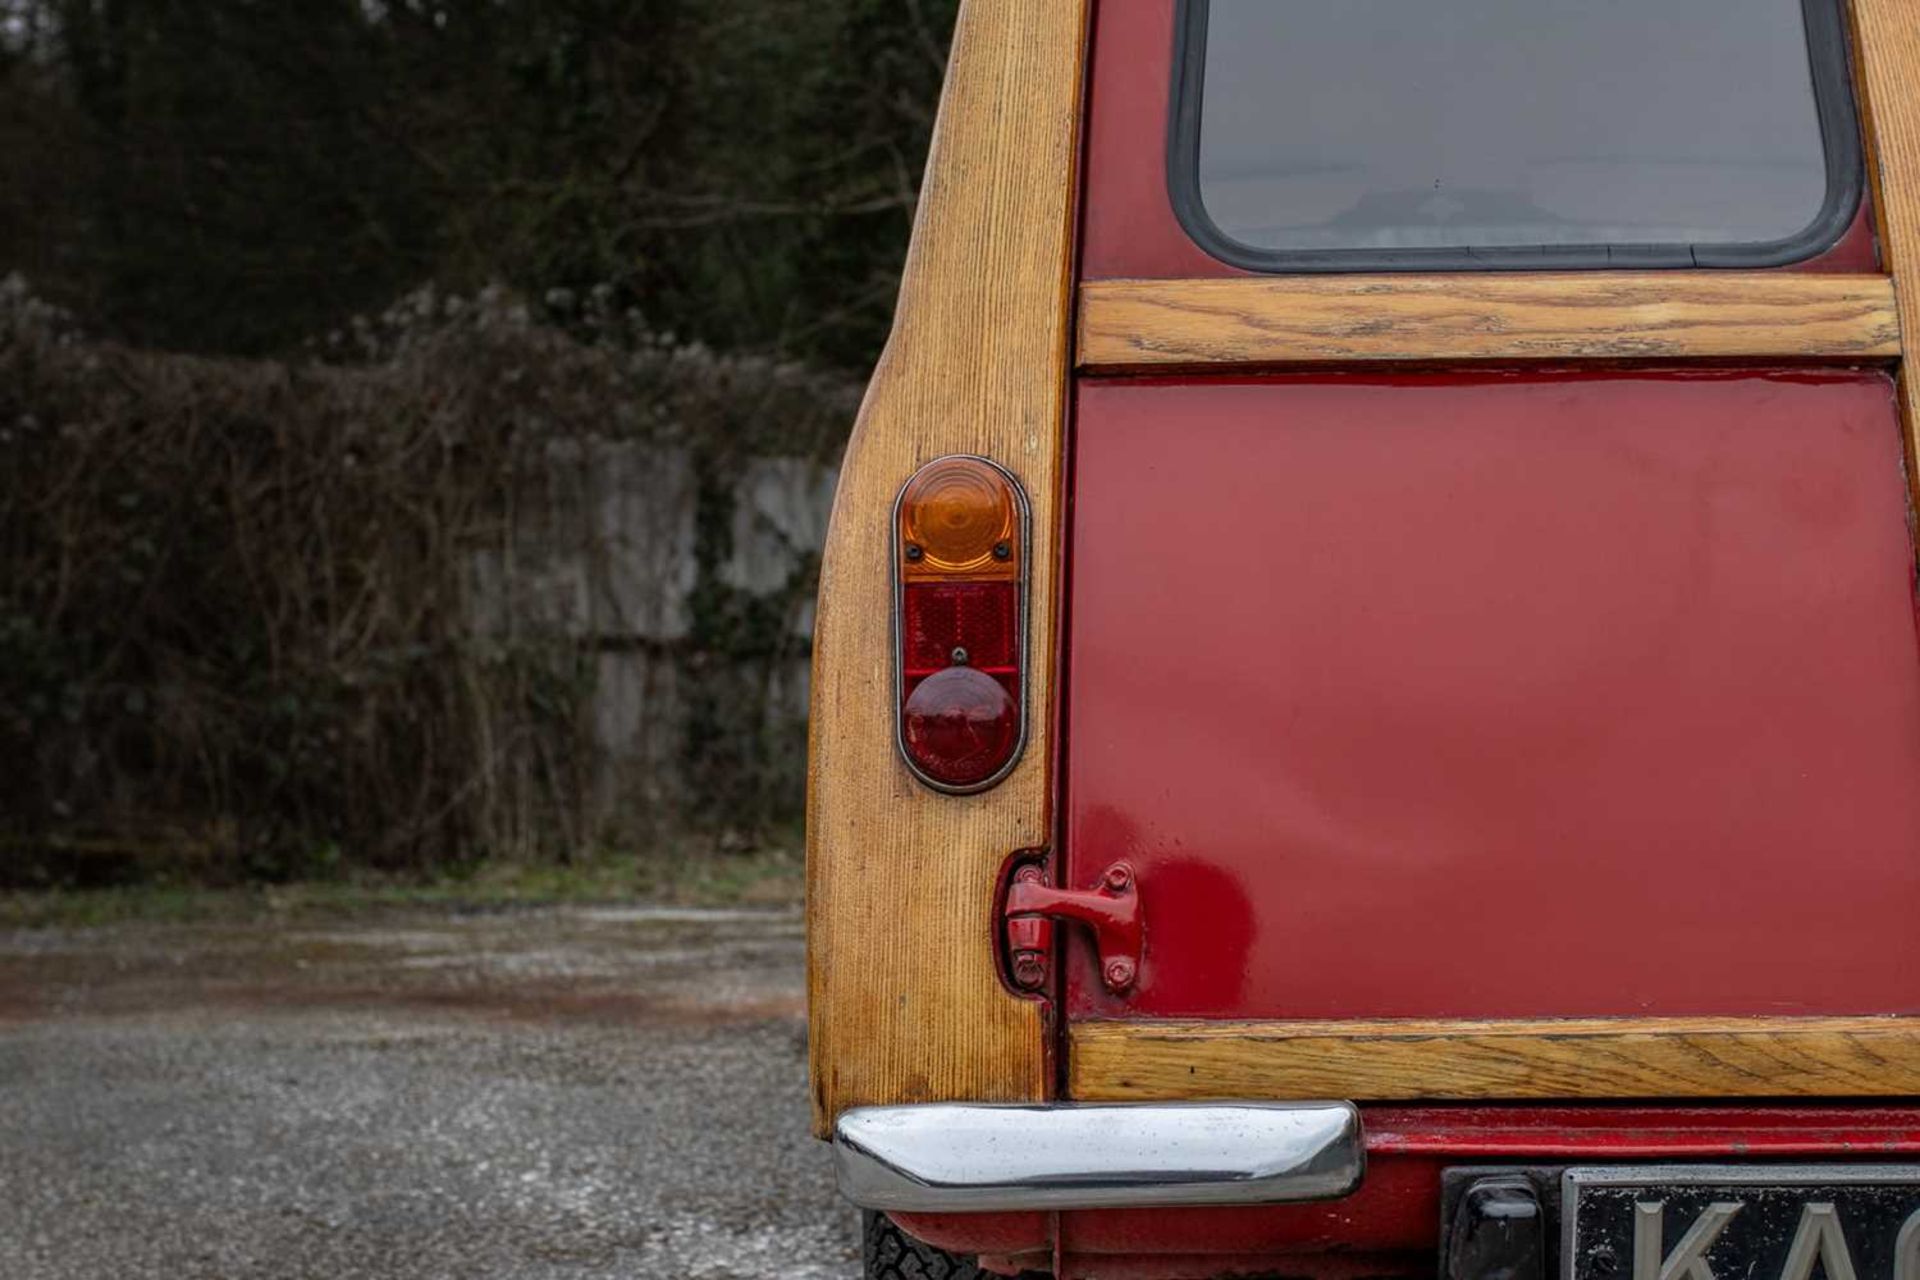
xmin=1364 ymin=1103 xmax=1920 ymax=1156
xmin=890 ymin=1211 xmax=1050 ymax=1260
xmin=1078 ymin=0 xmax=1879 ymax=278
xmin=902 ymin=1105 xmax=1920 ymax=1274
xmin=1064 ymin=371 xmax=1920 ymax=1020
xmin=1079 ymin=0 xmax=1228 ymax=279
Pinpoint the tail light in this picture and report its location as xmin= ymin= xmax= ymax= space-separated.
xmin=894 ymin=456 xmax=1029 ymax=792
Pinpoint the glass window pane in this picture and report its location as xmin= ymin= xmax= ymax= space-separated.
xmin=1183 ymin=0 xmax=1852 ymax=266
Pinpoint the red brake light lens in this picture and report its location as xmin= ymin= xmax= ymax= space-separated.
xmin=901 ymin=667 xmax=1020 ymax=788
xmin=895 ymin=457 xmax=1027 ymax=792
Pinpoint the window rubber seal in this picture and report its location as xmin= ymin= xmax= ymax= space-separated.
xmin=1165 ymin=0 xmax=1867 ymax=274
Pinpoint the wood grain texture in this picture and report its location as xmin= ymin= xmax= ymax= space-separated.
xmin=1071 ymin=1019 xmax=1920 ymax=1101
xmin=805 ymin=0 xmax=1088 ymax=1136
xmin=1077 ymin=274 xmax=1902 ymax=370
xmin=1852 ymin=0 xmax=1920 ymax=512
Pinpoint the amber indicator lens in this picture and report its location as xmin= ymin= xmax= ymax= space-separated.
xmin=894 ymin=456 xmax=1027 ymax=791
xmin=898 ymin=456 xmax=1019 ymax=580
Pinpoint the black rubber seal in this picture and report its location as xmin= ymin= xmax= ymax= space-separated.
xmin=1166 ymin=0 xmax=1866 ymax=273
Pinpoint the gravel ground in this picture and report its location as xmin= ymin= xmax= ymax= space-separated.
xmin=0 ymin=905 xmax=856 ymax=1279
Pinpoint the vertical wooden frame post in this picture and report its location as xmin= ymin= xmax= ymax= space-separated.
xmin=1851 ymin=0 xmax=1920 ymax=515
xmin=806 ymin=0 xmax=1092 ymax=1134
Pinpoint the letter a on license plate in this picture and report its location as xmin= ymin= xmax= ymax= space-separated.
xmin=1566 ymin=1169 xmax=1920 ymax=1280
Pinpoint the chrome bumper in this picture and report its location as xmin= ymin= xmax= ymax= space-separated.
xmin=833 ymin=1101 xmax=1363 ymax=1212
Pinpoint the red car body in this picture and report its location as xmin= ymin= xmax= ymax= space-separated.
xmin=810 ymin=3 xmax=1920 ymax=1277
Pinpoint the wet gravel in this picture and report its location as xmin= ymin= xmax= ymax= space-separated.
xmin=0 ymin=906 xmax=856 ymax=1279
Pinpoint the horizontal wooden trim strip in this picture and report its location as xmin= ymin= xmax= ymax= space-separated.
xmin=1069 ymin=1017 xmax=1920 ymax=1101
xmin=1076 ymin=274 xmax=1903 ymax=370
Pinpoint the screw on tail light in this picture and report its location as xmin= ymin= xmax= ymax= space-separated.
xmin=894 ymin=455 xmax=1029 ymax=793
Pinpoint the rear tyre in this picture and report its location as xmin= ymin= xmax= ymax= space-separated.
xmin=862 ymin=1210 xmax=1049 ymax=1279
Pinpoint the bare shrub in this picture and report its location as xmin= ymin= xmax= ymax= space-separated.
xmin=0 ymin=276 xmax=855 ymax=883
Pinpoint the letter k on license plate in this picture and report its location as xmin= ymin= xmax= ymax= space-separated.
xmin=1566 ymin=1169 xmax=1920 ymax=1280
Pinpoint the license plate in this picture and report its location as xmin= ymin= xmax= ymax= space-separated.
xmin=1565 ymin=1167 xmax=1920 ymax=1280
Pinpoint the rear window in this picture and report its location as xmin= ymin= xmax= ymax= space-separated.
xmin=1170 ymin=0 xmax=1862 ymax=271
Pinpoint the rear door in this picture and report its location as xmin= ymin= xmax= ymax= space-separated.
xmin=1062 ymin=1 xmax=1920 ymax=1047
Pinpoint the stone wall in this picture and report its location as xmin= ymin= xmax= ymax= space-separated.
xmin=469 ymin=441 xmax=839 ymax=834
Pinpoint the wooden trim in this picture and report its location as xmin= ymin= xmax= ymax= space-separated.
xmin=1076 ymin=274 xmax=1902 ymax=371
xmin=1070 ymin=1018 xmax=1920 ymax=1102
xmin=805 ymin=0 xmax=1089 ymax=1136
xmin=1851 ymin=0 xmax=1920 ymax=514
